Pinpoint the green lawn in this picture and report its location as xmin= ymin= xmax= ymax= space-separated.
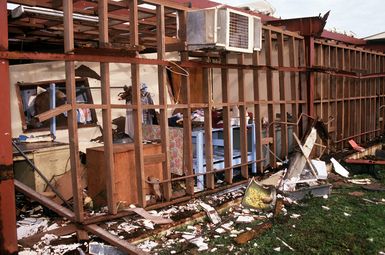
xmin=153 ymin=174 xmax=385 ymax=255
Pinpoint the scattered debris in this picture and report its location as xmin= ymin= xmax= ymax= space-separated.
xmin=136 ymin=240 xmax=159 ymax=252
xmin=311 ymin=160 xmax=328 ymax=179
xmin=242 ymin=178 xmax=276 ymax=210
xmin=343 ymin=212 xmax=351 ymax=217
xmin=348 ymin=139 xmax=365 ymax=152
xmin=276 ymin=237 xmax=295 ymax=251
xmin=361 ymin=183 xmax=385 ymax=192
xmin=189 ymin=237 xmax=209 ymax=251
xmin=236 ymin=215 xmax=254 ymax=223
xmin=125 ymin=207 xmax=173 ymax=225
xmin=199 ymin=202 xmax=221 ymax=224
xmin=234 ymin=222 xmax=272 ymax=244
xmin=348 ymin=179 xmax=372 ymax=185
xmin=348 ymin=191 xmax=365 ymax=197
xmin=322 ymin=206 xmax=330 ymax=210
xmin=331 ymin=157 xmax=350 ymax=178
xmin=273 ymin=247 xmax=281 ymax=252
xmin=17 ymin=217 xmax=49 ymax=240
xmin=89 ymin=242 xmax=126 ymax=255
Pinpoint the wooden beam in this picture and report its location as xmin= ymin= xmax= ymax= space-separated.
xmin=203 ymin=57 xmax=214 ymax=189
xmin=265 ymin=29 xmax=276 ymax=167
xmin=129 ymin=0 xmax=146 ymax=207
xmin=14 ymin=180 xmax=75 ymax=220
xmin=63 ymin=0 xmax=84 ymax=222
xmin=238 ymin=53 xmax=248 ymax=179
xmin=156 ymin=4 xmax=172 ymax=201
xmin=253 ymin=51 xmax=264 ymax=173
xmin=99 ymin=0 xmax=117 ymax=215
xmin=288 ymin=36 xmax=299 ymax=137
xmin=34 ymin=104 xmax=71 ymax=125
xmin=221 ymin=53 xmax=233 ymax=183
xmin=277 ymin=33 xmax=288 ymax=158
xmin=84 ymin=224 xmax=147 ymax=255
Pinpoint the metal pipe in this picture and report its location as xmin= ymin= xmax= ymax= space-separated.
xmin=12 ymin=141 xmax=73 ymax=209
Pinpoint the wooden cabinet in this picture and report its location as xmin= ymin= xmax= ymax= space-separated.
xmin=86 ymin=143 xmax=162 ymax=207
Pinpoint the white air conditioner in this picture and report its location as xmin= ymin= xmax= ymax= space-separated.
xmin=187 ymin=7 xmax=255 ymax=53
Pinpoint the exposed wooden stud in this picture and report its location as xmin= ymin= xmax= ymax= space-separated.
xmin=178 ymin=10 xmax=194 ymax=195
xmin=277 ymin=33 xmax=288 ymax=158
xmin=238 ymin=53 xmax=248 ymax=179
xmin=289 ymin=36 xmax=299 ymax=137
xmin=156 ymin=4 xmax=172 ymax=201
xmin=221 ymin=53 xmax=233 ymax=183
xmin=129 ymin=0 xmax=146 ymax=207
xmin=252 ymin=51 xmax=264 ymax=173
xmin=203 ymin=57 xmax=214 ymax=189
xmin=99 ymin=0 xmax=117 ymax=215
xmin=63 ymin=0 xmax=84 ymax=222
xmin=265 ymin=29 xmax=276 ymax=167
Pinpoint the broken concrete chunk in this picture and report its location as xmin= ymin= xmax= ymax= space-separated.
xmin=236 ymin=215 xmax=254 ymax=223
xmin=137 ymin=240 xmax=158 ymax=252
xmin=189 ymin=237 xmax=208 ymax=251
xmin=258 ymin=170 xmax=285 ymax=188
xmin=199 ymin=202 xmax=221 ymax=224
xmin=89 ymin=242 xmax=126 ymax=255
xmin=17 ymin=217 xmax=49 ymax=240
xmin=331 ymin=157 xmax=349 ymax=178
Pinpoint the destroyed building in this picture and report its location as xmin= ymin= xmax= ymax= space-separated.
xmin=1 ymin=0 xmax=385 ymax=254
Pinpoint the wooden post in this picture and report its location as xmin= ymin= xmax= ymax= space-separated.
xmin=129 ymin=0 xmax=146 ymax=207
xmin=178 ymin=10 xmax=194 ymax=195
xmin=252 ymin=51 xmax=264 ymax=173
xmin=156 ymin=4 xmax=172 ymax=200
xmin=0 ymin=0 xmax=18 ymax=252
xmin=277 ymin=33 xmax=288 ymax=158
xmin=99 ymin=0 xmax=117 ymax=214
xmin=288 ymin=36 xmax=299 ymax=137
xmin=221 ymin=53 xmax=233 ymax=183
xmin=203 ymin=57 xmax=214 ymax=189
xmin=63 ymin=0 xmax=84 ymax=222
xmin=238 ymin=53 xmax=248 ymax=179
xmin=265 ymin=29 xmax=276 ymax=167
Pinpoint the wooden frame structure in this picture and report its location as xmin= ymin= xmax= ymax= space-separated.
xmin=1 ymin=0 xmax=385 ymax=253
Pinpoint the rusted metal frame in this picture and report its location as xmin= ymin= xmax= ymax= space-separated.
xmin=374 ymin=55 xmax=379 ymax=138
xmin=298 ymin=37 xmax=307 ymax=137
xmin=221 ymin=53 xmax=233 ymax=183
xmin=156 ymin=4 xmax=172 ymax=201
xmin=98 ymin=0 xmax=117 ymax=215
xmin=0 ymin=0 xmax=18 ymax=251
xmin=252 ymin=51 xmax=264 ymax=173
xmin=237 ymin=53 xmax=248 ymax=179
xmin=177 ymin=10 xmax=194 ymax=195
xmin=129 ymin=0 xmax=146 ymax=208
xmin=63 ymin=0 xmax=84 ymax=223
xmin=265 ymin=29 xmax=276 ymax=167
xmin=202 ymin=57 xmax=215 ymax=189
xmin=332 ymin=47 xmax=339 ymax=147
xmin=84 ymin=224 xmax=147 ymax=255
xmin=277 ymin=33 xmax=288 ymax=158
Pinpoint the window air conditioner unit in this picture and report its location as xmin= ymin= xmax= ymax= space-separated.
xmin=187 ymin=7 xmax=254 ymax=53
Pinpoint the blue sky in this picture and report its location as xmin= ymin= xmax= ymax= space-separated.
xmin=215 ymin=0 xmax=385 ymax=38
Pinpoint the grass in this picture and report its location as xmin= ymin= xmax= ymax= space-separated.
xmin=152 ymin=173 xmax=385 ymax=255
